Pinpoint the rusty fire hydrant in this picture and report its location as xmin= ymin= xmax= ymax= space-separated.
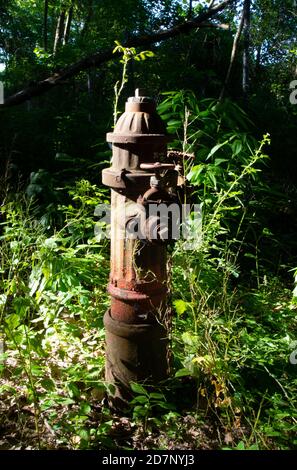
xmin=102 ymin=89 xmax=178 ymax=407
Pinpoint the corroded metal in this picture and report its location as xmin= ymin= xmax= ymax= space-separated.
xmin=102 ymin=89 xmax=176 ymax=408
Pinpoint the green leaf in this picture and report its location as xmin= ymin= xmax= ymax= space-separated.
xmin=182 ymin=331 xmax=198 ymax=346
xmin=133 ymin=405 xmax=148 ymax=417
xmin=79 ymin=429 xmax=90 ymax=442
xmin=130 ymin=382 xmax=148 ymax=395
xmin=175 ymin=368 xmax=191 ymax=378
xmin=173 ymin=299 xmax=188 ymax=315
xmin=244 ymin=253 xmax=256 ymax=259
xmin=149 ymin=392 xmax=165 ymax=400
xmin=5 ymin=314 xmax=20 ymax=330
xmin=207 ymin=170 xmax=217 ymax=189
xmin=80 ymin=402 xmax=91 ymax=415
xmin=187 ymin=164 xmax=205 ymax=184
xmin=131 ymin=395 xmax=149 ymax=404
xmin=67 ymin=382 xmax=80 ymax=398
xmin=214 ymin=158 xmax=228 ymax=166
xmin=144 ymin=50 xmax=154 ymax=57
xmin=167 ymin=119 xmax=182 ymax=127
xmin=231 ymin=139 xmax=243 ymax=156
xmin=206 ymin=141 xmax=229 ymax=160
xmin=40 ymin=378 xmax=55 ymax=391
xmin=156 ymin=402 xmax=175 ymax=410
xmin=236 ymin=441 xmax=245 ymax=450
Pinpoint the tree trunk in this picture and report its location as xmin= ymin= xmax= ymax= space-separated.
xmin=63 ymin=5 xmax=73 ymax=45
xmin=189 ymin=0 xmax=193 ymax=18
xmin=242 ymin=0 xmax=250 ymax=99
xmin=53 ymin=9 xmax=66 ymax=55
xmin=219 ymin=5 xmax=245 ymax=100
xmin=43 ymin=0 xmax=49 ymax=51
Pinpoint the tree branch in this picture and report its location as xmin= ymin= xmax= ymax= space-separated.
xmin=1 ymin=0 xmax=235 ymax=108
xmin=200 ymin=22 xmax=230 ymax=30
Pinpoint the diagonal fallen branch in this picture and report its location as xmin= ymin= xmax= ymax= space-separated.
xmin=0 ymin=0 xmax=235 ymax=108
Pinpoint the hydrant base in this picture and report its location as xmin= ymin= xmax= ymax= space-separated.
xmin=103 ymin=310 xmax=168 ymax=408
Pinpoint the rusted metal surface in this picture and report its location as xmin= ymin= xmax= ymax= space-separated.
xmin=104 ymin=310 xmax=168 ymax=409
xmin=102 ymin=89 xmax=177 ymax=407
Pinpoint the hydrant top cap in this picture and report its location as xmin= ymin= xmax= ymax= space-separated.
xmin=106 ymin=88 xmax=170 ymax=143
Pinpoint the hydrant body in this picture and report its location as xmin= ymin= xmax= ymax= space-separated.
xmin=102 ymin=90 xmax=174 ymax=407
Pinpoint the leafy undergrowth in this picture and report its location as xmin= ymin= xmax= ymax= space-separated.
xmin=1 ymin=266 xmax=296 ymax=450
xmin=1 ymin=143 xmax=297 ymax=449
